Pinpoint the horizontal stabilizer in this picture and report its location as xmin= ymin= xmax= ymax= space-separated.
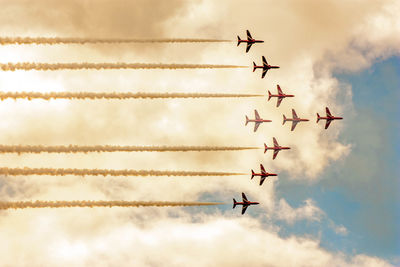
xmin=237 ymin=36 xmax=241 ymax=46
xmin=268 ymin=90 xmax=272 ymax=101
xmin=317 ymin=113 xmax=320 ymax=123
xmin=245 ymin=115 xmax=249 ymax=126
xmin=283 ymin=114 xmax=286 ymax=125
xmin=233 ymin=198 xmax=237 ymax=209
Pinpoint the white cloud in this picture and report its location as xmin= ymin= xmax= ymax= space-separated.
xmin=276 ymin=198 xmax=324 ymax=224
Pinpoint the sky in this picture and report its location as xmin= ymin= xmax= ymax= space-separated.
xmin=0 ymin=0 xmax=399 ymax=266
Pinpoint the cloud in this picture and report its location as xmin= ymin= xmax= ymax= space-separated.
xmin=276 ymin=198 xmax=324 ymax=224
xmin=0 ymin=213 xmax=391 ymax=266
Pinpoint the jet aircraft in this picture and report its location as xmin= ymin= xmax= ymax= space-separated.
xmin=237 ymin=30 xmax=264 ymax=53
xmin=317 ymin=107 xmax=343 ymax=129
xmin=245 ymin=109 xmax=272 ymax=132
xmin=268 ymin=85 xmax=295 ymax=107
xmin=253 ymin=56 xmax=280 ymax=78
xmin=233 ymin=192 xmax=259 ymax=215
xmin=283 ymin=109 xmax=309 ymax=131
xmin=251 ymin=164 xmax=277 ymax=186
xmin=264 ymin=137 xmax=291 ymax=160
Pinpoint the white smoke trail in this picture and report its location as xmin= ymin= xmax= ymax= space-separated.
xmin=0 ymin=37 xmax=232 ymax=45
xmin=0 ymin=92 xmax=262 ymax=100
xmin=0 ymin=63 xmax=246 ymax=71
xmin=0 ymin=200 xmax=223 ymax=210
xmin=0 ymin=145 xmax=258 ymax=154
xmin=0 ymin=167 xmax=244 ymax=177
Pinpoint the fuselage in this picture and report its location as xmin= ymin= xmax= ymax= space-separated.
xmin=235 ymin=201 xmax=259 ymax=206
xmin=265 ymin=146 xmax=290 ymax=151
xmin=252 ymin=172 xmax=277 ymax=177
xmin=239 ymin=39 xmax=264 ymax=44
xmin=270 ymin=94 xmax=294 ymax=98
xmin=254 ymin=64 xmax=280 ymax=70
xmin=247 ymin=119 xmax=272 ymax=123
xmin=286 ymin=118 xmax=309 ymax=122
xmin=319 ymin=116 xmax=343 ymax=120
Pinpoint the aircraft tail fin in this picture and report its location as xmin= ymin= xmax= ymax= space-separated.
xmin=245 ymin=115 xmax=249 ymax=126
xmin=253 ymin=62 xmax=256 ymax=72
xmin=317 ymin=113 xmax=320 ymax=123
xmin=251 ymin=170 xmax=255 ymax=179
xmin=268 ymin=90 xmax=272 ymax=101
xmin=233 ymin=198 xmax=237 ymax=209
xmin=283 ymin=114 xmax=287 ymax=125
xmin=264 ymin=143 xmax=268 ymax=153
xmin=237 ymin=36 xmax=241 ymax=46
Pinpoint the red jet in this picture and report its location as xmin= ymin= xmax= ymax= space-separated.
xmin=283 ymin=109 xmax=309 ymax=131
xmin=233 ymin=192 xmax=259 ymax=215
xmin=317 ymin=107 xmax=343 ymax=129
xmin=264 ymin=137 xmax=291 ymax=160
xmin=245 ymin=109 xmax=272 ymax=132
xmin=251 ymin=164 xmax=277 ymax=186
xmin=237 ymin=30 xmax=264 ymax=53
xmin=253 ymin=56 xmax=280 ymax=78
xmin=268 ymin=85 xmax=295 ymax=107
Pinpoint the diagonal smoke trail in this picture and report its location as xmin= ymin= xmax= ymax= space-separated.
xmin=0 ymin=92 xmax=262 ymax=100
xmin=0 ymin=63 xmax=246 ymax=71
xmin=0 ymin=167 xmax=245 ymax=177
xmin=0 ymin=200 xmax=224 ymax=210
xmin=0 ymin=37 xmax=232 ymax=45
xmin=0 ymin=145 xmax=258 ymax=154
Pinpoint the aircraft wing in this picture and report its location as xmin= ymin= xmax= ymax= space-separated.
xmin=277 ymin=85 xmax=283 ymax=94
xmin=246 ymin=30 xmax=252 ymax=40
xmin=254 ymin=122 xmax=261 ymax=132
xmin=259 ymin=176 xmax=266 ymax=186
xmin=262 ymin=68 xmax=268 ymax=78
xmin=292 ymin=109 xmax=298 ymax=119
xmin=242 ymin=192 xmax=248 ymax=202
xmin=273 ymin=149 xmax=279 ymax=160
xmin=241 ymin=204 xmax=249 ymax=215
xmin=291 ymin=121 xmax=299 ymax=131
xmin=273 ymin=137 xmax=279 ymax=147
xmin=260 ymin=164 xmax=266 ymax=174
xmin=326 ymin=107 xmax=332 ymax=117
xmin=276 ymin=97 xmax=283 ymax=107
xmin=246 ymin=43 xmax=252 ymax=53
xmin=254 ymin=109 xmax=260 ymax=120
xmin=325 ymin=119 xmax=332 ymax=129
xmin=262 ymin=56 xmax=268 ymax=65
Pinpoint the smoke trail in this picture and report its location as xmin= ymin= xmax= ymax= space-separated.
xmin=0 ymin=92 xmax=262 ymax=100
xmin=0 ymin=63 xmax=246 ymax=71
xmin=0 ymin=37 xmax=232 ymax=45
xmin=0 ymin=200 xmax=223 ymax=210
xmin=0 ymin=145 xmax=258 ymax=154
xmin=0 ymin=167 xmax=244 ymax=177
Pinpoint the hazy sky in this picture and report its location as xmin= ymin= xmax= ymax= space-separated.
xmin=0 ymin=0 xmax=398 ymax=266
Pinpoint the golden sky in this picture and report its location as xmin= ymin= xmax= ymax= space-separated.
xmin=0 ymin=0 xmax=398 ymax=266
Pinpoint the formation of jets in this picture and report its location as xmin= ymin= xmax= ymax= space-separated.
xmin=233 ymin=30 xmax=343 ymax=214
